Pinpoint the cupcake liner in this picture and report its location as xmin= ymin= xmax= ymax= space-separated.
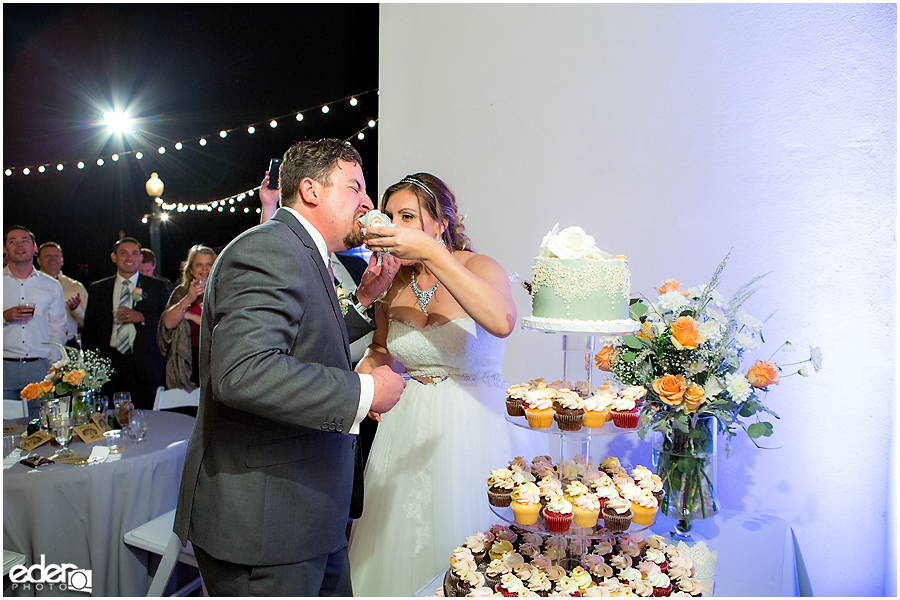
xmin=630 ymin=504 xmax=657 ymax=526
xmin=542 ymin=509 xmax=573 ymax=533
xmin=572 ymin=505 xmax=600 ymax=528
xmin=506 ymin=397 xmax=525 ymax=417
xmin=602 ymin=508 xmax=633 ymax=532
xmin=652 ymin=584 xmax=672 ymax=597
xmin=583 ymin=409 xmax=609 ymax=428
xmin=610 ymin=409 xmax=639 ymax=429
xmin=525 ymin=408 xmax=554 ymax=429
xmin=511 ymin=501 xmax=541 ymax=525
xmin=498 ymin=586 xmax=518 ymax=597
xmin=488 ymin=488 xmax=513 ymax=507
xmin=553 ymin=411 xmax=584 ymax=431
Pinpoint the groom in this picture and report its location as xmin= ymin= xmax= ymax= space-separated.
xmin=174 ymin=139 xmax=405 ymax=596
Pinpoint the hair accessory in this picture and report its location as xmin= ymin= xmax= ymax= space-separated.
xmin=401 ymin=177 xmax=436 ymax=200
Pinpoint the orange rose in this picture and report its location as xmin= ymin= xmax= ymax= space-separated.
xmin=669 ymin=316 xmax=707 ymax=350
xmin=652 ymin=374 xmax=686 ymax=406
xmin=655 ymin=279 xmax=683 ymax=295
xmin=20 ymin=382 xmax=41 ymax=400
xmin=63 ymin=370 xmax=86 ymax=386
xmin=594 ymin=346 xmax=615 ymax=371
xmin=683 ymin=382 xmax=705 ymax=413
xmin=38 ymin=380 xmax=54 ymax=395
xmin=635 ymin=322 xmax=654 ymax=341
xmin=747 ymin=360 xmax=779 ymax=388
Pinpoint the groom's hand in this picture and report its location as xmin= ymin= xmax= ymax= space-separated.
xmin=369 ymin=365 xmax=406 ymax=417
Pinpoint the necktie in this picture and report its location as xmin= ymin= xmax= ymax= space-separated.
xmin=327 ymin=259 xmax=338 ymax=288
xmin=113 ymin=280 xmax=133 ymax=354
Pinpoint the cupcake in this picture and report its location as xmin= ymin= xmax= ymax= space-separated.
xmin=456 ymin=569 xmax=486 ymax=596
xmin=510 ymin=483 xmax=542 ymax=525
xmin=646 ymin=572 xmax=672 ymax=597
xmin=582 ymin=555 xmax=614 ymax=584
xmin=505 ymin=383 xmax=528 ymax=417
xmin=632 ymin=580 xmax=655 ymax=597
xmin=537 ymin=474 xmax=563 ymax=508
xmin=609 ymin=394 xmax=640 ymax=428
xmin=465 ymin=532 xmax=492 ymax=567
xmin=542 ymin=494 xmax=574 ymax=533
xmin=643 ymin=547 xmax=668 ymax=573
xmin=572 ymin=492 xmax=602 ymax=528
xmin=496 ymin=573 xmax=526 ymax=597
xmin=569 ymin=566 xmax=594 ymax=594
xmin=526 ymin=570 xmax=552 ymax=597
xmin=523 ymin=389 xmax=555 ymax=429
xmin=488 ymin=540 xmax=514 ymax=562
xmin=582 ymin=390 xmax=613 ymax=428
xmin=487 ymin=468 xmax=516 ymax=507
xmin=619 ymin=385 xmax=647 ymax=409
xmin=676 ymin=577 xmax=704 ymax=597
xmin=554 ymin=575 xmax=582 ymax=597
xmin=552 ymin=389 xmax=585 ymax=431
xmin=630 ymin=492 xmax=659 ymax=526
xmin=484 ymin=559 xmax=511 ymax=591
xmin=564 ymin=480 xmax=590 ymax=503
xmin=601 ymin=496 xmax=634 ymax=533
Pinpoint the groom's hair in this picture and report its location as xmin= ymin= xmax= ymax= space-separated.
xmin=279 ymin=139 xmax=363 ymax=208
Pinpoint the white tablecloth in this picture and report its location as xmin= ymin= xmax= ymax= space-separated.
xmin=414 ymin=509 xmax=811 ymax=596
xmin=3 ymin=411 xmax=194 ymax=596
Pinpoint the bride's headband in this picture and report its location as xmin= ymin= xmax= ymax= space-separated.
xmin=401 ymin=177 xmax=436 ymax=200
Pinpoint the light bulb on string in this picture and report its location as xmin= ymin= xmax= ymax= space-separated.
xmin=112 ymin=154 xmax=119 ymax=161
xmin=357 ymin=133 xmax=365 ymax=140
xmin=23 ymin=168 xmax=30 ymax=175
xmin=5 ymin=169 xmax=12 ymax=176
xmin=135 ymin=152 xmax=143 ymax=160
xmin=199 ymin=139 xmax=207 ymax=146
xmin=219 ymin=130 xmax=227 ymax=138
xmin=296 ymin=113 xmax=303 ymax=122
xmin=270 ymin=120 xmax=277 ymax=128
xmin=230 ymin=207 xmax=235 ymax=213
xmin=244 ymin=207 xmax=249 ymax=213
xmin=77 ymin=162 xmax=85 ymax=169
xmin=96 ymin=158 xmax=104 ymax=166
xmin=158 ymin=147 xmax=165 ymax=154
xmin=368 ymin=120 xmax=376 ymax=128
xmin=38 ymin=166 xmax=45 ymax=173
xmin=350 ymin=98 xmax=358 ymax=106
xmin=175 ymin=142 xmax=183 ymax=150
xmin=57 ymin=164 xmax=64 ymax=171
xmin=141 ymin=216 xmax=148 ymax=224
xmin=248 ymin=126 xmax=256 ymax=134
xmin=321 ymin=105 xmax=329 ymax=114
xmin=160 ymin=213 xmax=169 ymax=222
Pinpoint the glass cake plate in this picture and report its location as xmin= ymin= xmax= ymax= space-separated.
xmin=521 ymin=316 xmax=640 ymax=335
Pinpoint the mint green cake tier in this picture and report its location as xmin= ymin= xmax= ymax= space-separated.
xmin=530 ymin=257 xmax=630 ymax=322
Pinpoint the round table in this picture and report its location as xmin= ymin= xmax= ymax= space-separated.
xmin=3 ymin=410 xmax=195 ymax=597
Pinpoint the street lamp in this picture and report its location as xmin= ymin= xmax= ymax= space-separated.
xmin=145 ymin=173 xmax=164 ymax=275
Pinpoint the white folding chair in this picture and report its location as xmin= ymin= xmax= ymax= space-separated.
xmin=123 ymin=509 xmax=203 ymax=597
xmin=3 ymin=399 xmax=27 ymax=420
xmin=152 ymin=387 xmax=200 ymax=411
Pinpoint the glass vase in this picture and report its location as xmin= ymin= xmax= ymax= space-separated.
xmin=651 ymin=414 xmax=719 ymax=537
xmin=71 ymin=390 xmax=97 ymax=426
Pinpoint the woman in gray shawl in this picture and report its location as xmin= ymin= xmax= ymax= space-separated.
xmin=158 ymin=245 xmax=216 ymax=390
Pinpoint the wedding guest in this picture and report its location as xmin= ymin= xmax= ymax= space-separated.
xmin=2 ymin=225 xmax=66 ymax=415
xmin=81 ymin=237 xmax=171 ymax=409
xmin=36 ymin=242 xmax=88 ymax=348
xmin=174 ymin=139 xmax=405 ymax=596
xmin=158 ymin=245 xmax=217 ymax=390
xmin=140 ymin=247 xmax=174 ymax=288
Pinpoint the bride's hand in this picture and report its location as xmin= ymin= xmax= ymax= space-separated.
xmin=364 ymin=226 xmax=443 ymax=262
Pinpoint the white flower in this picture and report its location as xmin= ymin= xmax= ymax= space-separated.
xmin=725 ymin=372 xmax=752 ymax=403
xmin=546 ymin=226 xmax=599 ymax=259
xmin=733 ymin=332 xmax=757 ymax=351
xmin=684 ymin=285 xmax=704 ymax=300
xmin=798 ymin=367 xmax=810 ymax=377
xmin=684 ymin=360 xmax=707 ymax=377
xmin=357 ymin=209 xmax=395 ymax=228
xmin=701 ymin=305 xmax=726 ymax=323
xmin=809 ymin=346 xmax=823 ymax=372
xmin=538 ymin=223 xmax=559 ymax=257
xmin=709 ymin=289 xmax=726 ymax=307
xmin=656 ymin=291 xmax=689 ymax=313
xmin=698 ymin=321 xmax=723 ymax=343
xmin=736 ymin=311 xmax=762 ymax=333
xmin=782 ymin=340 xmax=795 ymax=352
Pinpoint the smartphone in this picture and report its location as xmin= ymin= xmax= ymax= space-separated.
xmin=267 ymin=158 xmax=282 ymax=189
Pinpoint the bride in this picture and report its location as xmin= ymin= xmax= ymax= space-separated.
xmin=348 ymin=173 xmax=542 ymax=596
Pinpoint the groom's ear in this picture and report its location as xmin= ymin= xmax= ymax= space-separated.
xmin=298 ymin=177 xmax=321 ymax=207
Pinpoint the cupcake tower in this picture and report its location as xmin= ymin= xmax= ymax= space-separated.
xmin=444 ymin=524 xmax=704 ymax=597
xmin=506 ymin=379 xmax=647 ymax=431
xmin=487 ymin=454 xmax=662 ymax=535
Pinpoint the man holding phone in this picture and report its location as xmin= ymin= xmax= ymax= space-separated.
xmin=2 ymin=225 xmax=66 ymax=415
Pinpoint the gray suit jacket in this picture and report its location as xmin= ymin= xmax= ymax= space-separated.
xmin=174 ymin=208 xmax=374 ymax=565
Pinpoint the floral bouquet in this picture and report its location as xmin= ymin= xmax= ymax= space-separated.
xmin=46 ymin=343 xmax=113 ymax=395
xmin=594 ymin=252 xmax=821 ymax=528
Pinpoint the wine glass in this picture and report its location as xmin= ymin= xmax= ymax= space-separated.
xmin=113 ymin=392 xmax=134 ymax=431
xmin=48 ymin=404 xmax=74 ymax=453
xmin=129 ymin=410 xmax=149 ymax=443
xmin=94 ymin=395 xmax=108 ymax=415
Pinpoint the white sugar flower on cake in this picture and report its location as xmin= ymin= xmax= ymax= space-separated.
xmin=357 ymin=209 xmax=395 ymax=228
xmin=540 ymin=223 xmax=609 ymax=259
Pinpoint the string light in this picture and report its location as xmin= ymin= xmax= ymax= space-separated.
xmin=96 ymin=158 xmax=104 ymax=166
xmin=112 ymin=154 xmax=119 ymax=161
xmin=4 ymin=88 xmax=376 ymax=177
xmin=247 ymin=126 xmax=256 ymax=134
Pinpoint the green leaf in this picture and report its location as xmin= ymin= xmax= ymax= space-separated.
xmin=739 ymin=404 xmax=757 ymax=418
xmin=630 ymin=301 xmax=649 ymax=319
xmin=677 ymin=456 xmax=697 ymax=472
xmin=623 ymin=336 xmax=643 ymax=349
xmin=747 ymin=422 xmax=774 ymax=438
xmin=55 ymin=382 xmax=69 ymax=395
xmin=622 ymin=351 xmax=637 ymax=362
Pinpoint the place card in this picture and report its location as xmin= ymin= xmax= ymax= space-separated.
xmin=90 ymin=413 xmax=112 ymax=433
xmin=22 ymin=431 xmax=54 ymax=452
xmin=3 ymin=427 xmax=18 ymax=434
xmin=74 ymin=423 xmax=106 ymax=444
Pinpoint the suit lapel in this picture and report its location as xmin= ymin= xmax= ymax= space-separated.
xmin=272 ymin=209 xmax=351 ymax=363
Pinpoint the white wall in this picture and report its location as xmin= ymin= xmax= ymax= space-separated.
xmin=380 ymin=4 xmax=896 ymax=596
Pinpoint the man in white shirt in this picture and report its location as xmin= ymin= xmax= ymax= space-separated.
xmin=36 ymin=242 xmax=89 ymax=348
xmin=2 ymin=225 xmax=66 ymax=415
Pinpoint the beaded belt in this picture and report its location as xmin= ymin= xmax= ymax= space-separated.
xmin=409 ymin=373 xmax=505 ymax=387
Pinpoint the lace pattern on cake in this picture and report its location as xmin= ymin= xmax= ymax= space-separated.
xmin=531 ymin=258 xmax=630 ymax=304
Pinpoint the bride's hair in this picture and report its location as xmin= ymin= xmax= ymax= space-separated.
xmin=380 ymin=173 xmax=473 ymax=252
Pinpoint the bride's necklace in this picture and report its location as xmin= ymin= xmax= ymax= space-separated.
xmin=411 ymin=270 xmax=440 ymax=314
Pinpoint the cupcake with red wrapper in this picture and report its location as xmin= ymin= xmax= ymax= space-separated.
xmin=497 ymin=573 xmax=526 ymax=597
xmin=647 ymin=572 xmax=672 ymax=597
xmin=609 ymin=393 xmax=640 ymax=428
xmin=542 ymin=493 xmax=574 ymax=533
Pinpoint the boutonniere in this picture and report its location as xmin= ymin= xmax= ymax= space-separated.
xmin=334 ymin=282 xmax=351 ymax=316
xmin=131 ymin=287 xmax=146 ymax=303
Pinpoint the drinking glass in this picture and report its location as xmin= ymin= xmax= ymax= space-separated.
xmin=113 ymin=392 xmax=134 ymax=430
xmin=129 ymin=410 xmax=149 ymax=443
xmin=48 ymin=404 xmax=74 ymax=452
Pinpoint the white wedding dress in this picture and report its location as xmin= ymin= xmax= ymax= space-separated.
xmin=349 ymin=317 xmax=545 ymax=596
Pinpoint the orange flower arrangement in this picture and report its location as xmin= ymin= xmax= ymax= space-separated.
xmin=594 ymin=345 xmax=614 ymax=371
xmin=20 ymin=380 xmax=54 ymax=401
xmin=654 ymin=279 xmax=684 ymax=295
xmin=652 ymin=374 xmax=686 ymax=406
xmin=62 ymin=370 xmax=86 ymax=387
xmin=669 ymin=316 xmax=707 ymax=350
